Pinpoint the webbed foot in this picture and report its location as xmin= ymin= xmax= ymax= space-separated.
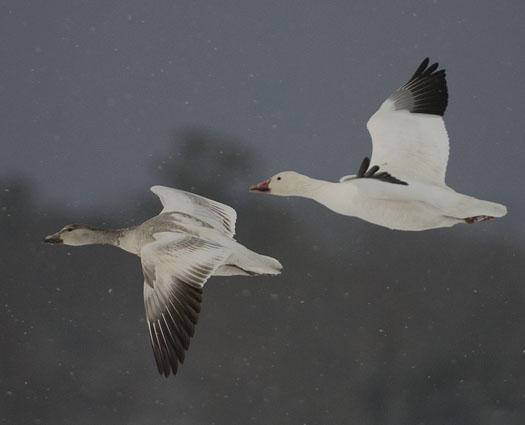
xmin=464 ymin=215 xmax=495 ymax=224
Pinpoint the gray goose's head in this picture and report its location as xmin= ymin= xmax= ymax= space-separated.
xmin=44 ymin=224 xmax=101 ymax=246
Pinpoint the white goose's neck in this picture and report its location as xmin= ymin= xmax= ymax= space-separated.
xmin=289 ymin=175 xmax=356 ymax=215
xmin=291 ymin=176 xmax=336 ymax=201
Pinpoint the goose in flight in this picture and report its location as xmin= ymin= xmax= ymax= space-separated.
xmin=44 ymin=186 xmax=282 ymax=377
xmin=250 ymin=58 xmax=507 ymax=231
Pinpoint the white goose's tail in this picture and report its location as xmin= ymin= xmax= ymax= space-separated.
xmin=471 ymin=199 xmax=507 ymax=218
xmin=442 ymin=193 xmax=507 ymax=220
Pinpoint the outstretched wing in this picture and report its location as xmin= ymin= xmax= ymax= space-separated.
xmin=141 ymin=232 xmax=230 ymax=377
xmin=151 ymin=186 xmax=237 ymax=237
xmin=366 ymin=58 xmax=450 ymax=187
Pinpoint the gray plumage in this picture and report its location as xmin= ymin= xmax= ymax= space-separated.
xmin=44 ymin=186 xmax=282 ymax=377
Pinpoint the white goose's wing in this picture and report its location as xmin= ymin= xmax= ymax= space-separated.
xmin=151 ymin=186 xmax=237 ymax=237
xmin=366 ymin=58 xmax=449 ymax=187
xmin=141 ymin=232 xmax=230 ymax=377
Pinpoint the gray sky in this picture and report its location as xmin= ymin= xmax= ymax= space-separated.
xmin=2 ymin=1 xmax=523 ymax=216
xmin=2 ymin=1 xmax=525 ymax=424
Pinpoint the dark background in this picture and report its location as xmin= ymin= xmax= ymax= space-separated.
xmin=2 ymin=1 xmax=524 ymax=424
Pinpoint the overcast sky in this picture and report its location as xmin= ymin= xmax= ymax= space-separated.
xmin=2 ymin=1 xmax=524 ymax=218
xmin=2 ymin=1 xmax=525 ymax=424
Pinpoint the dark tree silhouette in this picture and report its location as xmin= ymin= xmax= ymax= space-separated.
xmin=2 ymin=129 xmax=524 ymax=425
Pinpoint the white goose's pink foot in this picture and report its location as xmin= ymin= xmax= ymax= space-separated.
xmin=464 ymin=215 xmax=495 ymax=224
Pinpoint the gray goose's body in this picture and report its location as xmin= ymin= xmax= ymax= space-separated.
xmin=45 ymin=186 xmax=282 ymax=377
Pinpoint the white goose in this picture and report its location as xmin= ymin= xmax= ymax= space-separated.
xmin=250 ymin=58 xmax=507 ymax=231
xmin=44 ymin=186 xmax=282 ymax=377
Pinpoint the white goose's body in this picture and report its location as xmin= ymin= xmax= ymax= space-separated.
xmin=251 ymin=58 xmax=507 ymax=230
xmin=288 ymin=176 xmax=505 ymax=231
xmin=45 ymin=186 xmax=282 ymax=377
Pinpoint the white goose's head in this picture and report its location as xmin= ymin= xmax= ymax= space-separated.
xmin=250 ymin=171 xmax=310 ymax=197
xmin=44 ymin=224 xmax=100 ymax=246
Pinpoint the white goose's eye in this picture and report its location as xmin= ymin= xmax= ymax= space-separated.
xmin=277 ymin=176 xmax=281 ymax=181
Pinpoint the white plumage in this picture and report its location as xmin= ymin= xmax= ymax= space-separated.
xmin=367 ymin=101 xmax=449 ymax=187
xmin=251 ymin=58 xmax=507 ymax=230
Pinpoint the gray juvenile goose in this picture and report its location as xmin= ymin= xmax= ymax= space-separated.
xmin=45 ymin=185 xmax=282 ymax=377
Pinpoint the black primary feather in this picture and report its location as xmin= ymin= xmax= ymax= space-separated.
xmin=390 ymin=57 xmax=448 ymax=116
xmin=364 ymin=165 xmax=380 ymax=177
xmin=355 ymin=157 xmax=408 ymax=186
xmin=357 ymin=157 xmax=370 ymax=177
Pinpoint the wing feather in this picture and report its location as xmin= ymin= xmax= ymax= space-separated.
xmin=141 ymin=232 xmax=230 ymax=377
xmin=366 ymin=58 xmax=450 ymax=186
xmin=151 ymin=185 xmax=237 ymax=237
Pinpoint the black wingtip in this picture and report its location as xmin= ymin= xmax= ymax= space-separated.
xmin=413 ymin=57 xmax=430 ymax=76
xmin=412 ymin=57 xmax=444 ymax=78
xmin=425 ymin=62 xmax=439 ymax=74
xmin=396 ymin=57 xmax=448 ymax=116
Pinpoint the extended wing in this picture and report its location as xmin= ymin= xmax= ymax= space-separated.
xmin=366 ymin=58 xmax=450 ymax=187
xmin=151 ymin=185 xmax=237 ymax=237
xmin=141 ymin=232 xmax=230 ymax=376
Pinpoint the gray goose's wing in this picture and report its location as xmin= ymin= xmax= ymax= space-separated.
xmin=150 ymin=185 xmax=237 ymax=237
xmin=141 ymin=232 xmax=230 ymax=377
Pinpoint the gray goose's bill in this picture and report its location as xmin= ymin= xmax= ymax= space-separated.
xmin=44 ymin=234 xmax=63 ymax=244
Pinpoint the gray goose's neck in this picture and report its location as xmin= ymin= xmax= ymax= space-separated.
xmin=88 ymin=228 xmax=125 ymax=246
